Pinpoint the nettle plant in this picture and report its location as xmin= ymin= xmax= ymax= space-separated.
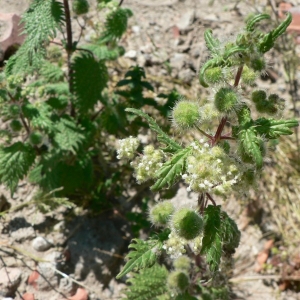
xmin=116 ymin=13 xmax=298 ymax=299
xmin=0 ymin=0 xmax=175 ymax=208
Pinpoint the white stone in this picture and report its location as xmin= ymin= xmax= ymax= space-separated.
xmin=32 ymin=236 xmax=53 ymax=252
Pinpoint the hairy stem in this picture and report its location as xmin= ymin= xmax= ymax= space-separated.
xmin=212 ymin=65 xmax=243 ymax=146
xmin=206 ymin=193 xmax=216 ymax=206
xmin=195 ymin=125 xmax=213 ymax=140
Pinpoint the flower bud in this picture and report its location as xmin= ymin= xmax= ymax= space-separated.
xmin=214 ymin=87 xmax=239 ymax=113
xmin=173 ymin=255 xmax=191 ymax=271
xmin=10 ymin=119 xmax=22 ymax=132
xmin=241 ymin=66 xmax=257 ymax=86
xmin=172 ymin=208 xmax=203 ymax=240
xmin=149 ymin=200 xmax=175 ymax=226
xmin=251 ymin=90 xmax=266 ymax=103
xmin=204 ymin=67 xmax=224 ymax=85
xmin=167 ymin=271 xmax=189 ymax=293
xmin=172 ymin=100 xmax=200 ymax=130
xmin=72 ymin=0 xmax=89 ymax=15
xmin=250 ymin=56 xmax=266 ymax=72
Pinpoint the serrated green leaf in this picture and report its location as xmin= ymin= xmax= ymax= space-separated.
xmin=122 ymin=264 xmax=168 ymax=300
xmin=72 ymin=53 xmax=108 ymax=113
xmin=151 ymin=147 xmax=192 ymax=191
xmin=238 ymin=127 xmax=263 ymax=169
xmin=259 ymin=12 xmax=292 ymax=53
xmin=6 ymin=0 xmax=64 ymax=75
xmin=53 ymin=116 xmax=85 ymax=154
xmin=201 ymin=205 xmax=222 ymax=272
xmin=100 ymin=7 xmax=133 ymax=42
xmin=40 ymin=61 xmax=64 ymax=82
xmin=254 ymin=118 xmax=298 ymax=139
xmin=0 ymin=142 xmax=36 ymax=194
xmin=125 ymin=108 xmax=182 ymax=152
xmin=246 ymin=14 xmax=271 ymax=32
xmin=116 ymin=238 xmax=161 ymax=279
xmin=204 ymin=29 xmax=221 ymax=55
xmin=220 ymin=211 xmax=241 ymax=254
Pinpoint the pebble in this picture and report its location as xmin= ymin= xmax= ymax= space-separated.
xmin=124 ymin=49 xmax=137 ymax=59
xmin=32 ymin=236 xmax=53 ymax=252
xmin=177 ymin=10 xmax=195 ymax=31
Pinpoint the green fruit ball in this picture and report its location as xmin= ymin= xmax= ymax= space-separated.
xmin=214 ymin=87 xmax=238 ymax=113
xmin=167 ymin=271 xmax=189 ymax=292
xmin=251 ymin=90 xmax=267 ymax=103
xmin=172 ymin=101 xmax=200 ymax=130
xmin=10 ymin=119 xmax=22 ymax=132
xmin=172 ymin=208 xmax=203 ymax=240
xmin=72 ymin=0 xmax=89 ymax=15
xmin=29 ymin=132 xmax=43 ymax=145
xmin=150 ymin=201 xmax=175 ymax=226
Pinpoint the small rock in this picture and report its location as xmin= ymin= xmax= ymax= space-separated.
xmin=0 ymin=13 xmax=25 ymax=61
xmin=0 ymin=267 xmax=22 ymax=297
xmin=22 ymin=293 xmax=35 ymax=300
xmin=169 ymin=53 xmax=188 ymax=69
xmin=151 ymin=50 xmax=169 ymax=65
xmin=124 ymin=49 xmax=137 ymax=59
xmin=178 ymin=68 xmax=195 ymax=84
xmin=32 ymin=236 xmax=53 ymax=252
xmin=177 ymin=10 xmax=195 ymax=32
xmin=53 ymin=220 xmax=65 ymax=232
xmin=132 ymin=25 xmax=140 ymax=34
xmin=11 ymin=227 xmax=35 ymax=243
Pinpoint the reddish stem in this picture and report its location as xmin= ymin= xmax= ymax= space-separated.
xmin=206 ymin=193 xmax=216 ymax=206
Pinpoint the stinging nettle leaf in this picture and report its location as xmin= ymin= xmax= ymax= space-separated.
xmin=254 ymin=118 xmax=299 ymax=139
xmin=72 ymin=53 xmax=108 ymax=113
xmin=204 ymin=29 xmax=221 ymax=55
xmin=116 ymin=238 xmax=161 ymax=279
xmin=201 ymin=205 xmax=222 ymax=272
xmin=238 ymin=128 xmax=263 ymax=169
xmin=151 ymin=147 xmax=192 ymax=191
xmin=0 ymin=142 xmax=36 ymax=194
xmin=246 ymin=14 xmax=271 ymax=32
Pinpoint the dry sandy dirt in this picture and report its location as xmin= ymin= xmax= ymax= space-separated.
xmin=1 ymin=0 xmax=300 ymax=299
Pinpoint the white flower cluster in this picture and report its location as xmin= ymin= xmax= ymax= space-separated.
xmin=117 ymin=136 xmax=140 ymax=160
xmin=162 ymin=231 xmax=186 ymax=259
xmin=182 ymin=141 xmax=242 ymax=195
xmin=131 ymin=145 xmax=164 ymax=183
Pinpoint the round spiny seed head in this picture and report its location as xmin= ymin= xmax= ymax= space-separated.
xmin=172 ymin=100 xmax=201 ymax=130
xmin=204 ymin=67 xmax=224 ymax=85
xmin=72 ymin=0 xmax=89 ymax=15
xmin=214 ymin=87 xmax=239 ymax=113
xmin=173 ymin=255 xmax=191 ymax=271
xmin=10 ymin=119 xmax=22 ymax=132
xmin=250 ymin=56 xmax=266 ymax=72
xmin=251 ymin=90 xmax=267 ymax=103
xmin=171 ymin=208 xmax=203 ymax=240
xmin=149 ymin=201 xmax=175 ymax=226
xmin=167 ymin=271 xmax=189 ymax=292
xmin=241 ymin=66 xmax=258 ymax=86
xmin=29 ymin=131 xmax=43 ymax=145
xmin=255 ymin=100 xmax=270 ymax=113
